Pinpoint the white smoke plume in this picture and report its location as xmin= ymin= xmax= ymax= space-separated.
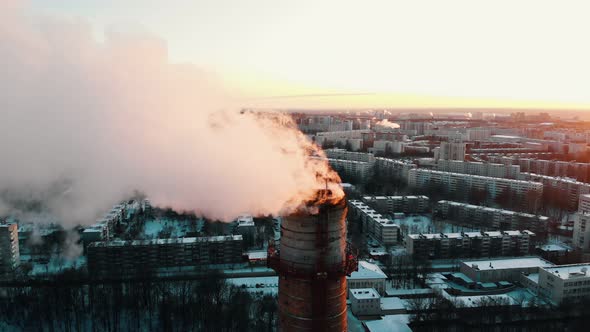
xmin=0 ymin=2 xmax=342 ymax=226
xmin=375 ymin=119 xmax=401 ymax=129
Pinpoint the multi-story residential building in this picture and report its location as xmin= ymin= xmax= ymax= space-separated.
xmin=362 ymin=195 xmax=429 ymax=214
xmin=314 ymin=130 xmax=369 ymax=150
xmin=578 ymin=194 xmax=590 ymax=213
xmin=573 ymin=195 xmax=590 ymax=251
xmin=439 ymin=142 xmax=466 ymax=161
xmin=407 ymin=230 xmax=535 ymax=259
xmin=408 ymin=169 xmax=543 ymax=210
xmin=325 ymin=148 xmax=376 ymax=162
xmin=520 ymin=173 xmax=590 ymax=210
xmin=326 ymin=158 xmax=374 ymax=183
xmin=436 ymin=160 xmax=520 ymax=179
xmin=350 ymin=288 xmax=381 ymax=316
xmin=488 ymin=156 xmax=590 ymax=183
xmin=87 ymin=235 xmax=244 ymax=277
xmin=370 ymin=140 xmax=406 ymax=154
xmin=347 ymin=260 xmax=387 ymax=295
xmin=348 ymin=200 xmax=400 ymax=245
xmin=538 ymin=264 xmax=590 ymax=304
xmin=466 ymin=127 xmax=492 ymax=141
xmin=0 ymin=223 xmax=20 ymax=277
xmin=436 ymin=200 xmax=549 ymax=235
xmin=374 ymin=157 xmax=416 ymax=183
xmin=460 ymin=257 xmax=554 ymax=282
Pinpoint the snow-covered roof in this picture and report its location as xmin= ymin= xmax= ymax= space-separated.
xmin=348 ymin=260 xmax=387 ymax=280
xmin=350 ymin=288 xmax=380 ymax=300
xmin=247 ymin=251 xmax=267 ymax=260
xmin=539 ymin=243 xmax=571 ymax=252
xmin=542 ymin=264 xmax=590 ymax=280
xmin=462 ymin=257 xmax=553 ymax=271
xmin=380 ymin=297 xmax=405 ymax=311
xmin=364 ymin=315 xmax=412 ymax=332
xmin=386 ymin=288 xmax=433 ymax=297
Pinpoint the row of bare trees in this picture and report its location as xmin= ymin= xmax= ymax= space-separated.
xmin=0 ymin=272 xmax=278 ymax=332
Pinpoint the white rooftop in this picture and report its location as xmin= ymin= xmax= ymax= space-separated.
xmin=350 ymin=288 xmax=380 ymax=300
xmin=462 ymin=257 xmax=554 ymax=271
xmin=380 ymin=297 xmax=405 ymax=311
xmin=348 ymin=260 xmax=387 ymax=280
xmin=542 ymin=264 xmax=590 ymax=280
xmin=364 ymin=316 xmax=412 ymax=332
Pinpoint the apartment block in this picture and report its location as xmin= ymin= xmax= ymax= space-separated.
xmin=408 ymin=169 xmax=543 ymax=210
xmin=0 ymin=223 xmax=20 ymax=277
xmin=325 ymin=148 xmax=376 ymax=162
xmin=407 ymin=230 xmax=535 ymax=259
xmin=348 ymin=200 xmax=400 ymax=245
xmin=466 ymin=127 xmax=492 ymax=141
xmin=488 ymin=156 xmax=590 ymax=183
xmin=520 ymin=172 xmax=590 ymax=210
xmin=436 ymin=159 xmax=520 ymax=179
xmin=374 ymin=157 xmax=416 ymax=182
xmin=439 ymin=142 xmax=466 ymax=161
xmin=362 ymin=195 xmax=429 ymax=214
xmin=326 ymin=158 xmax=374 ymax=183
xmin=436 ymin=200 xmax=549 ymax=235
xmin=87 ymin=235 xmax=244 ymax=277
xmin=573 ymin=194 xmax=590 ymax=251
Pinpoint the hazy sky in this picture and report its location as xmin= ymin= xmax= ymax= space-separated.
xmin=29 ymin=0 xmax=590 ymax=109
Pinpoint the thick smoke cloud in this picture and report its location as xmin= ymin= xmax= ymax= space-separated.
xmin=0 ymin=2 xmax=342 ymax=226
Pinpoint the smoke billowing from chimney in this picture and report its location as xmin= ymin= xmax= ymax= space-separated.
xmin=0 ymin=2 xmax=343 ymax=226
xmin=375 ymin=119 xmax=400 ymax=129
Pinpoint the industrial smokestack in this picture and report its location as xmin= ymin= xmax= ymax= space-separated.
xmin=268 ymin=191 xmax=358 ymax=331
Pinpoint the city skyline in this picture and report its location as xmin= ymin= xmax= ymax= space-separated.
xmin=29 ymin=0 xmax=590 ymax=110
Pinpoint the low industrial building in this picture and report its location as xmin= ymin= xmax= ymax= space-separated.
xmin=362 ymin=195 xmax=429 ymax=214
xmin=538 ymin=263 xmax=590 ymax=304
xmin=350 ymin=288 xmax=381 ymax=316
xmin=460 ymin=257 xmax=554 ymax=282
xmin=347 ymin=260 xmax=387 ymax=295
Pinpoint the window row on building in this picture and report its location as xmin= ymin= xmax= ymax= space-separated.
xmin=407 ymin=169 xmax=543 ymax=210
xmin=87 ymin=235 xmax=244 ymax=277
xmin=435 ymin=200 xmax=549 ymax=235
xmin=362 ymin=195 xmax=429 ymax=215
xmin=407 ymin=230 xmax=534 ymax=259
xmin=348 ymin=200 xmax=400 ymax=245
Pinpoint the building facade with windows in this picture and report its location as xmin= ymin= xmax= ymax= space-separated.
xmin=538 ymin=264 xmax=590 ymax=304
xmin=0 ymin=223 xmax=20 ymax=277
xmin=407 ymin=230 xmax=534 ymax=260
xmin=87 ymin=235 xmax=244 ymax=277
